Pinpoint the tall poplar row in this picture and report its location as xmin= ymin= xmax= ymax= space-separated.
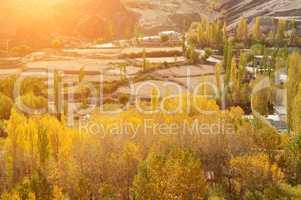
xmin=288 ymin=52 xmax=301 ymax=132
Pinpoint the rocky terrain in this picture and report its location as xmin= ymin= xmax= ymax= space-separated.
xmin=217 ymin=0 xmax=301 ymax=25
xmin=122 ymin=0 xmax=301 ymax=34
xmin=122 ymin=0 xmax=218 ymax=34
xmin=1 ymin=0 xmax=301 ymax=49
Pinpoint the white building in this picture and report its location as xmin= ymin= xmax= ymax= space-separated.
xmin=159 ymin=31 xmax=181 ymax=41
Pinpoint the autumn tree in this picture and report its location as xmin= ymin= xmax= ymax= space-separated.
xmin=133 ymin=148 xmax=207 ymax=200
xmin=151 ymin=87 xmax=160 ymax=112
xmin=119 ymin=64 xmax=127 ymax=81
xmin=282 ymin=133 xmax=301 ymax=185
xmin=0 ymin=92 xmax=13 ymax=120
xmin=5 ymin=109 xmax=28 ymax=184
xmin=252 ymin=17 xmax=262 ymax=42
xmin=186 ymin=45 xmax=199 ymax=64
xmin=54 ymin=70 xmax=63 ymax=120
xmin=0 ymin=191 xmax=21 ymax=200
xmin=291 ymin=83 xmax=301 ymax=133
xmin=230 ymin=153 xmax=283 ymax=198
xmin=230 ymin=57 xmax=238 ymax=89
xmin=79 ymin=67 xmax=85 ymax=83
xmin=18 ymin=92 xmax=48 ymax=113
xmin=287 ymin=52 xmax=301 ymax=131
xmin=142 ymin=48 xmax=148 ymax=72
xmin=236 ymin=17 xmax=248 ymax=43
xmin=215 ymin=63 xmax=222 ymax=101
xmin=238 ymin=52 xmax=248 ymax=89
xmin=52 ymin=185 xmax=65 ymax=200
xmin=181 ymin=34 xmax=187 ymax=54
xmin=289 ymin=20 xmax=297 ymax=46
xmin=251 ymin=82 xmax=272 ymax=115
xmin=0 ymin=76 xmax=15 ymax=98
xmin=263 ymin=183 xmax=301 ymax=200
xmin=276 ymin=19 xmax=287 ymax=46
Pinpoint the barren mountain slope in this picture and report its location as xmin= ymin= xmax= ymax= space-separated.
xmin=122 ymin=0 xmax=218 ymax=33
xmin=218 ymin=0 xmax=301 ymax=25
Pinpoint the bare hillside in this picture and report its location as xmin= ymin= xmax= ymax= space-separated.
xmin=218 ymin=0 xmax=301 ymax=25
xmin=122 ymin=0 xmax=218 ymax=33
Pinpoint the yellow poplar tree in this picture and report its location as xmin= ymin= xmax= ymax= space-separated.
xmin=252 ymin=17 xmax=262 ymax=41
xmin=236 ymin=17 xmax=248 ymax=42
xmin=287 ymin=52 xmax=301 ymax=130
xmin=230 ymin=153 xmax=283 ymax=196
xmin=215 ymin=63 xmax=222 ymax=100
xmin=52 ymin=185 xmax=65 ymax=200
xmin=276 ymin=19 xmax=287 ymax=46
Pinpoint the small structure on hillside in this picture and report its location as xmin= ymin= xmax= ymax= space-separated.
xmin=159 ymin=31 xmax=181 ymax=41
xmin=134 ymin=31 xmax=181 ymax=46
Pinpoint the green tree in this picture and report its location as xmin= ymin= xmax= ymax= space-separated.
xmin=224 ymin=39 xmax=233 ymax=86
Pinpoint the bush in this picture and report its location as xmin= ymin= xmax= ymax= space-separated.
xmin=10 ymin=45 xmax=32 ymax=56
xmin=118 ymin=93 xmax=130 ymax=105
xmin=17 ymin=93 xmax=48 ymax=112
xmin=51 ymin=38 xmax=64 ymax=49
xmin=186 ymin=46 xmax=200 ymax=64
xmin=251 ymin=43 xmax=265 ymax=55
xmin=204 ymin=48 xmax=213 ymax=59
xmin=160 ymin=34 xmax=170 ymax=43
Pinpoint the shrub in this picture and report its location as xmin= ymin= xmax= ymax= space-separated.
xmin=160 ymin=34 xmax=170 ymax=43
xmin=118 ymin=93 xmax=130 ymax=105
xmin=204 ymin=48 xmax=213 ymax=60
xmin=10 ymin=45 xmax=32 ymax=56
xmin=51 ymin=38 xmax=64 ymax=49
